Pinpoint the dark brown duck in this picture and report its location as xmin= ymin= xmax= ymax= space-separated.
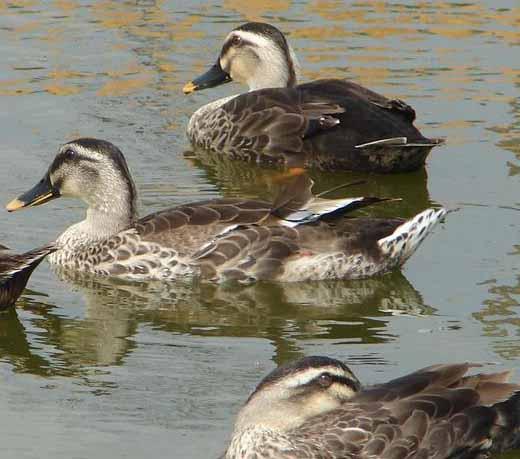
xmin=184 ymin=22 xmax=444 ymax=172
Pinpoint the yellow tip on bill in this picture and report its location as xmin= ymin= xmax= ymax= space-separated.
xmin=183 ymin=81 xmax=197 ymax=94
xmin=6 ymin=198 xmax=25 ymax=212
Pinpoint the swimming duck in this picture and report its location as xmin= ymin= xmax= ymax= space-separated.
xmin=222 ymin=355 xmax=520 ymax=459
xmin=183 ymin=22 xmax=444 ymax=172
xmin=0 ymin=243 xmax=55 ymax=308
xmin=6 ymin=138 xmax=445 ymax=282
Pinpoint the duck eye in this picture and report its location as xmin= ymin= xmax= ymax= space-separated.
xmin=64 ymin=149 xmax=75 ymax=157
xmin=317 ymin=373 xmax=333 ymax=388
xmin=231 ymin=35 xmax=242 ymax=46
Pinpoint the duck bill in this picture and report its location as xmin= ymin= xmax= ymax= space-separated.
xmin=183 ymin=61 xmax=232 ymax=94
xmin=6 ymin=173 xmax=60 ymax=212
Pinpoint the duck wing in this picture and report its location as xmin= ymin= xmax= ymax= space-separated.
xmin=192 ymin=205 xmax=445 ymax=282
xmin=310 ymin=78 xmax=418 ymax=123
xmin=188 ymin=215 xmax=414 ymax=283
xmin=191 ymin=224 xmax=301 ymax=282
xmin=270 ymin=174 xmax=393 ymax=226
xmin=298 ymin=79 xmax=442 ymax=148
xmin=133 ymin=176 xmax=317 ymax=254
xmin=213 ymin=85 xmax=345 ymax=160
xmin=209 ymin=79 xmax=442 ymax=170
xmin=134 ymin=198 xmax=275 ymax=255
xmin=135 ymin=176 xmax=389 ymax=255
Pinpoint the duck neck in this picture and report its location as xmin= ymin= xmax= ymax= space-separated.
xmin=247 ymin=72 xmax=293 ymax=91
xmin=247 ymin=45 xmax=300 ymax=91
xmin=226 ymin=425 xmax=290 ymax=459
xmin=58 ymin=188 xmax=137 ymax=248
xmin=85 ymin=203 xmax=135 ymax=238
xmin=234 ymin=397 xmax=304 ymax=433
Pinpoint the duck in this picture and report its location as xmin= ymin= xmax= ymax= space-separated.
xmin=0 ymin=243 xmax=56 ymax=308
xmin=183 ymin=22 xmax=444 ymax=172
xmin=6 ymin=138 xmax=445 ymax=282
xmin=222 ymin=355 xmax=520 ymax=459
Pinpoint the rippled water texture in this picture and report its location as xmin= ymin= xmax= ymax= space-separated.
xmin=0 ymin=1 xmax=519 ymax=457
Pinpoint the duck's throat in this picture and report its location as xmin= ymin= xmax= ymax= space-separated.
xmin=57 ymin=202 xmax=135 ymax=250
xmin=247 ymin=71 xmax=294 ymax=91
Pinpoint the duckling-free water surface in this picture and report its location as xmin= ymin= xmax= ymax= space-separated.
xmin=0 ymin=1 xmax=519 ymax=458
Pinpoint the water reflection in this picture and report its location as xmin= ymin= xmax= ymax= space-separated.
xmin=1 ymin=267 xmax=433 ymax=377
xmin=475 ymin=243 xmax=520 ymax=360
xmin=1 ymin=1 xmax=517 ymax=101
xmin=495 ymin=92 xmax=520 ymax=177
xmin=0 ymin=306 xmax=55 ymax=376
xmin=1 ymin=1 xmax=519 ymax=456
xmin=186 ymin=147 xmax=435 ymax=216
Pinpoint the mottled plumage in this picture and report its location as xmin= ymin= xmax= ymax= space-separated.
xmin=0 ymin=244 xmax=56 ymax=308
xmin=6 ymin=139 xmax=445 ymax=282
xmin=223 ymin=356 xmax=520 ymax=459
xmin=184 ymin=22 xmax=444 ymax=172
xmin=193 ymin=208 xmax=445 ymax=283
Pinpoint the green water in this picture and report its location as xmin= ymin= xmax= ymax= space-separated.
xmin=0 ymin=1 xmax=519 ymax=457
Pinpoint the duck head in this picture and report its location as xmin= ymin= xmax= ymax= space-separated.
xmin=183 ymin=22 xmax=300 ymax=94
xmin=6 ymin=138 xmax=138 ymax=228
xmin=233 ymin=356 xmax=361 ymax=433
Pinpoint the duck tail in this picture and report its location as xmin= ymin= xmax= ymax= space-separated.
xmin=378 ymin=207 xmax=446 ymax=263
xmin=15 ymin=244 xmax=56 ymax=275
xmin=489 ymin=391 xmax=520 ymax=453
xmin=455 ymin=389 xmax=520 ymax=456
xmin=355 ymin=136 xmax=445 ymax=149
xmin=1 ymin=244 xmax=56 ymax=281
xmin=0 ymin=244 xmax=57 ymax=308
xmin=280 ymin=196 xmax=397 ymax=227
xmin=273 ymin=174 xmax=395 ymax=227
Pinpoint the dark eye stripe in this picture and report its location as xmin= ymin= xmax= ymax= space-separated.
xmin=329 ymin=374 xmax=361 ymax=392
xmin=50 ymin=151 xmax=97 ymax=175
xmin=309 ymin=372 xmax=361 ymax=391
xmin=285 ymin=373 xmax=361 ymax=401
xmin=294 ymin=373 xmax=361 ymax=391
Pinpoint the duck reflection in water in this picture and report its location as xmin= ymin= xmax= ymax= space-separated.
xmin=0 ymin=265 xmax=433 ymax=373
xmin=184 ymin=146 xmax=434 ymax=218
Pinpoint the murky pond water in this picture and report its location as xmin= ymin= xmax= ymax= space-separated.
xmin=0 ymin=1 xmax=519 ymax=457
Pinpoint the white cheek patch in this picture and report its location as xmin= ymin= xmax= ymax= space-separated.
xmin=238 ymin=31 xmax=285 ymax=65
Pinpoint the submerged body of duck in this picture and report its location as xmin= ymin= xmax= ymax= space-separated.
xmin=222 ymin=356 xmax=520 ymax=459
xmin=7 ymin=138 xmax=445 ymax=282
xmin=0 ymin=244 xmax=55 ymax=308
xmin=184 ymin=22 xmax=443 ymax=172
